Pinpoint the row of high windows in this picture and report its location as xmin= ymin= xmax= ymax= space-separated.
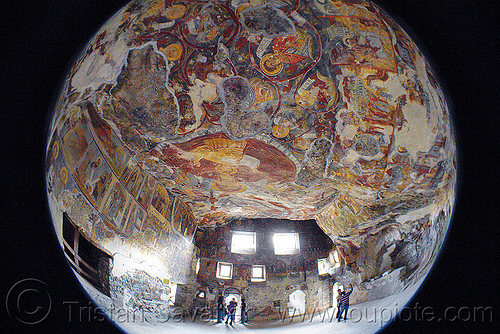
xmin=197 ymin=250 xmax=342 ymax=282
xmin=218 ymin=262 xmax=266 ymax=282
xmin=231 ymin=231 xmax=301 ymax=255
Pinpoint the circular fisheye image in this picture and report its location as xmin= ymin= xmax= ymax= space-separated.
xmin=45 ymin=0 xmax=456 ymax=333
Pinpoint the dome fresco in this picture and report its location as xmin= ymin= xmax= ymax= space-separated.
xmin=45 ymin=0 xmax=456 ymax=332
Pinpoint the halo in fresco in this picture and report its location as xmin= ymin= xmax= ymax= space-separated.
xmin=46 ymin=0 xmax=456 ymax=332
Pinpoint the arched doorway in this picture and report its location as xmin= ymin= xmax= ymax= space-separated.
xmin=288 ymin=290 xmax=306 ymax=316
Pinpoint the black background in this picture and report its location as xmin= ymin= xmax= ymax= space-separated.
xmin=1 ymin=0 xmax=498 ymax=333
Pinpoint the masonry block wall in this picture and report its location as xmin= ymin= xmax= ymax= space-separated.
xmin=193 ymin=218 xmax=335 ymax=319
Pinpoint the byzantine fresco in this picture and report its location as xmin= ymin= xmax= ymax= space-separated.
xmin=58 ymin=0 xmax=454 ymax=232
xmin=46 ymin=101 xmax=197 ymax=286
xmin=46 ymin=0 xmax=456 ymax=318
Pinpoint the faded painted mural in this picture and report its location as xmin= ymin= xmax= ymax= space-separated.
xmin=45 ymin=0 xmax=456 ymax=332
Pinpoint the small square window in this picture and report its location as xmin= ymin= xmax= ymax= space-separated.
xmin=317 ymin=258 xmax=329 ymax=275
xmin=251 ymin=265 xmax=266 ymax=282
xmin=231 ymin=231 xmax=256 ymax=254
xmin=273 ymin=233 xmax=300 ymax=255
xmin=330 ymin=250 xmax=341 ymax=269
xmin=216 ymin=262 xmax=233 ymax=279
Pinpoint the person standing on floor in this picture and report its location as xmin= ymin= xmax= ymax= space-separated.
xmin=337 ymin=283 xmax=353 ymax=322
xmin=240 ymin=297 xmax=247 ymax=324
xmin=225 ymin=297 xmax=237 ymax=325
xmin=336 ymin=288 xmax=342 ymax=318
xmin=216 ymin=293 xmax=225 ymax=323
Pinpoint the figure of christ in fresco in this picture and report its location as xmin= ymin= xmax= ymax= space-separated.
xmin=213 ymin=163 xmax=246 ymax=193
xmin=190 ymin=137 xmax=247 ymax=193
xmin=155 ymin=134 xmax=296 ymax=197
xmin=193 ymin=138 xmax=251 ymax=192
xmin=47 ymin=138 xmax=69 ymax=199
xmin=189 ymin=137 xmax=246 ymax=190
xmin=112 ymin=147 xmax=125 ymax=169
xmin=61 ymin=121 xmax=89 ymax=172
xmin=199 ymin=260 xmax=217 ymax=286
xmin=47 ymin=140 xmax=59 ymax=171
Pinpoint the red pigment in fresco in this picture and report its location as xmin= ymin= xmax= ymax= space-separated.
xmin=152 ymin=133 xmax=296 ymax=183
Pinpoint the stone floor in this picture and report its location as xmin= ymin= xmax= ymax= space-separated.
xmin=113 ymin=278 xmax=423 ymax=334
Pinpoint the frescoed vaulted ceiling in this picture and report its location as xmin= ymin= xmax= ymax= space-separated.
xmin=44 ymin=1 xmax=457 ymax=332
xmin=46 ymin=0 xmax=458 ymax=273
xmin=48 ymin=0 xmax=455 ymax=238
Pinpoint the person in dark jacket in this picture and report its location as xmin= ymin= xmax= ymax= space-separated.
xmin=240 ymin=297 xmax=247 ymax=324
xmin=216 ymin=294 xmax=225 ymax=323
xmin=225 ymin=297 xmax=237 ymax=325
